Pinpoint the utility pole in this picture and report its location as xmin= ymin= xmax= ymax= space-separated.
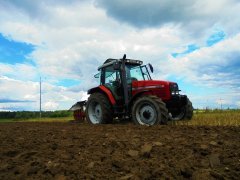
xmin=206 ymin=100 xmax=208 ymax=110
xmin=40 ymin=77 xmax=42 ymax=118
xmin=219 ymin=98 xmax=223 ymax=110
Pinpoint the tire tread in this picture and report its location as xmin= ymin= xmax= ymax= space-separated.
xmin=86 ymin=93 xmax=113 ymax=124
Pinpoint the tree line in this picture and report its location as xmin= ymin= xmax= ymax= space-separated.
xmin=0 ymin=110 xmax=72 ymax=119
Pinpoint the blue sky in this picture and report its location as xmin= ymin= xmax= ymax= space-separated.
xmin=0 ymin=34 xmax=34 ymax=64
xmin=0 ymin=0 xmax=240 ymax=111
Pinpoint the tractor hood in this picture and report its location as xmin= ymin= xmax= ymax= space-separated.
xmin=132 ymin=80 xmax=177 ymax=100
xmin=132 ymin=80 xmax=175 ymax=89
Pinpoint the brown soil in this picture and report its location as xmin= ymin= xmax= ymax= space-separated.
xmin=0 ymin=122 xmax=240 ymax=179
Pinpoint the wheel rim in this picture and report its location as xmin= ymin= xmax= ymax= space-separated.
xmin=88 ymin=101 xmax=102 ymax=124
xmin=136 ymin=103 xmax=157 ymax=125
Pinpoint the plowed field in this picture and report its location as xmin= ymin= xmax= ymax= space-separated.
xmin=0 ymin=122 xmax=240 ymax=179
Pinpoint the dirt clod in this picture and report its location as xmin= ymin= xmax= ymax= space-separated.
xmin=209 ymin=141 xmax=218 ymax=146
xmin=120 ymin=174 xmax=134 ymax=180
xmin=87 ymin=162 xmax=95 ymax=168
xmin=127 ymin=150 xmax=139 ymax=157
xmin=141 ymin=143 xmax=153 ymax=157
xmin=210 ymin=171 xmax=224 ymax=180
xmin=55 ymin=175 xmax=67 ymax=180
xmin=209 ymin=154 xmax=221 ymax=168
xmin=153 ymin=141 xmax=163 ymax=146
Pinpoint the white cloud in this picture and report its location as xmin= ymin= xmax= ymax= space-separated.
xmin=159 ymin=33 xmax=240 ymax=87
xmin=0 ymin=63 xmax=39 ymax=81
xmin=44 ymin=101 xmax=59 ymax=110
xmin=96 ymin=0 xmax=240 ymax=37
xmin=237 ymin=101 xmax=240 ymax=107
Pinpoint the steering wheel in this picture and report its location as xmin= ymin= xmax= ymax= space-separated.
xmin=112 ymin=80 xmax=121 ymax=87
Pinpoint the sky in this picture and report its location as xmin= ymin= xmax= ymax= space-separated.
xmin=0 ymin=0 xmax=240 ymax=111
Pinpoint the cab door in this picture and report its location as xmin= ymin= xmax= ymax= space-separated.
xmin=101 ymin=65 xmax=123 ymax=104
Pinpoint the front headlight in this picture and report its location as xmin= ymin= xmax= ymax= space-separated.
xmin=170 ymin=83 xmax=180 ymax=95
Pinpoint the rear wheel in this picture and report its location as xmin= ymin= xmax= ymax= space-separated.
xmin=86 ymin=93 xmax=113 ymax=124
xmin=131 ymin=95 xmax=168 ymax=125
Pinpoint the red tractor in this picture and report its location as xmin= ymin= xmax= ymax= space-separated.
xmin=85 ymin=54 xmax=193 ymax=125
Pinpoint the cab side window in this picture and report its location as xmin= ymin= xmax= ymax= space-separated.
xmin=104 ymin=66 xmax=121 ymax=86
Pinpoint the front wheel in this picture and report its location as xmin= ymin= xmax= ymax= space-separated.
xmin=86 ymin=93 xmax=113 ymax=124
xmin=171 ymin=98 xmax=193 ymax=120
xmin=131 ymin=95 xmax=169 ymax=125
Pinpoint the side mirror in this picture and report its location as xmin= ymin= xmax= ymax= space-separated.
xmin=94 ymin=73 xmax=100 ymax=78
xmin=113 ymin=61 xmax=121 ymax=70
xmin=148 ymin=63 xmax=154 ymax=73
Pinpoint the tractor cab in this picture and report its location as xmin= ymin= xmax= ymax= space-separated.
xmin=95 ymin=58 xmax=153 ymax=105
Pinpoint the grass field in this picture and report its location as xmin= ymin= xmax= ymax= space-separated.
xmin=172 ymin=110 xmax=240 ymax=126
xmin=1 ymin=110 xmax=240 ymax=126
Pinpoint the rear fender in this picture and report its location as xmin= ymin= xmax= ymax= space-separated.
xmin=88 ymin=86 xmax=116 ymax=105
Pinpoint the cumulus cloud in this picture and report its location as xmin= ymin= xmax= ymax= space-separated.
xmin=0 ymin=0 xmax=82 ymax=19
xmin=0 ymin=63 xmax=38 ymax=81
xmin=44 ymin=101 xmax=59 ymax=111
xmin=95 ymin=0 xmax=196 ymax=27
xmin=96 ymin=0 xmax=240 ymax=36
xmin=160 ymin=33 xmax=240 ymax=88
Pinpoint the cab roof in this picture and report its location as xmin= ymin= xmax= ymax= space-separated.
xmin=98 ymin=58 xmax=143 ymax=70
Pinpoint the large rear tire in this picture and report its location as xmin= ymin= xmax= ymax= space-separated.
xmin=171 ymin=98 xmax=193 ymax=120
xmin=86 ymin=93 xmax=113 ymax=124
xmin=131 ymin=95 xmax=168 ymax=125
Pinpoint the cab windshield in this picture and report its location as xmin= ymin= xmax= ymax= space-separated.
xmin=126 ymin=65 xmax=151 ymax=81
